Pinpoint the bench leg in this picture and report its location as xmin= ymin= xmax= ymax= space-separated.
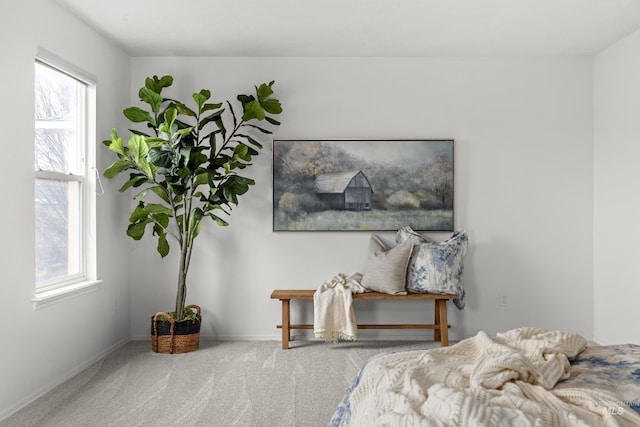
xmin=436 ymin=300 xmax=449 ymax=347
xmin=281 ymin=299 xmax=290 ymax=349
xmin=434 ymin=302 xmax=441 ymax=342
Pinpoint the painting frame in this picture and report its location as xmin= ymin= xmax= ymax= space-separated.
xmin=272 ymin=139 xmax=454 ymax=232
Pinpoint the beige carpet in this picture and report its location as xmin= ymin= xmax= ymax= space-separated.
xmin=2 ymin=339 xmax=442 ymax=427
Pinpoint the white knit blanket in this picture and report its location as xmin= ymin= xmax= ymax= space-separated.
xmin=314 ymin=273 xmax=367 ymax=342
xmin=348 ymin=327 xmax=640 ymax=426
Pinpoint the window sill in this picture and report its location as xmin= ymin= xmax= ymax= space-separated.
xmin=32 ymin=279 xmax=103 ymax=310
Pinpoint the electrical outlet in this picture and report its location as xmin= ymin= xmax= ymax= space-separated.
xmin=499 ymin=293 xmax=508 ymax=307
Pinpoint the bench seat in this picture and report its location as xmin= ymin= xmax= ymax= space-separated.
xmin=270 ymin=289 xmax=456 ymax=349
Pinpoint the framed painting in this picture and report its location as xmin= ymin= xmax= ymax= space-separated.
xmin=272 ymin=139 xmax=454 ymax=231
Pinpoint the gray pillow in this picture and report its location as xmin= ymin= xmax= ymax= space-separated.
xmin=361 ymin=235 xmax=413 ymax=295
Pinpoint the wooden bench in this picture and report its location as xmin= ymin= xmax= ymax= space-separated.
xmin=270 ymin=289 xmax=456 ymax=349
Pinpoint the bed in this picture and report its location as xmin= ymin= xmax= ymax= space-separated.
xmin=329 ymin=328 xmax=640 ymax=426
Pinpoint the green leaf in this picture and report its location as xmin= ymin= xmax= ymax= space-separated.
xmin=175 ymin=103 xmax=196 ymax=117
xmin=126 ymin=221 xmax=148 ymax=240
xmin=108 ymin=136 xmax=127 ymax=157
xmin=107 ymin=129 xmax=127 ymax=156
xmin=190 ymin=152 xmax=208 ymax=171
xmin=187 ymin=208 xmax=204 ymax=242
xmin=124 ymin=106 xmax=155 ymax=125
xmin=256 ymin=82 xmax=274 ymax=102
xmin=145 ymin=203 xmax=173 ymax=216
xmin=244 ymin=123 xmax=272 ymax=134
xmin=222 ymin=175 xmax=255 ymax=204
xmin=177 ymin=167 xmax=191 ymax=181
xmin=175 ymin=126 xmax=195 ymax=138
xmin=155 ymin=227 xmax=170 ymax=257
xmin=193 ymin=172 xmax=210 ymax=188
xmin=260 ymin=98 xmax=282 ymax=115
xmin=237 ymin=94 xmax=255 ymax=105
xmin=208 ymin=191 xmax=229 ymax=208
xmin=242 ymin=100 xmax=265 ymax=121
xmin=227 ymin=101 xmax=237 ymax=128
xmin=150 ymin=186 xmax=171 ymax=203
xmin=235 ymin=175 xmax=255 ymax=192
xmin=128 ymin=135 xmax=157 ymax=179
xmin=236 ymin=134 xmax=263 ymax=149
xmin=148 ymin=146 xmax=176 ymax=168
xmin=200 ymin=130 xmax=218 ymax=151
xmin=139 ymin=87 xmax=163 ymax=113
xmin=145 ymin=137 xmax=167 ymax=148
xmin=132 ymin=187 xmax=150 ymax=200
xmin=129 ymin=135 xmax=149 ymax=165
xmin=179 ymin=147 xmax=191 ymax=168
xmin=128 ymin=203 xmax=172 ymax=234
xmin=198 ymin=109 xmax=225 ymax=131
xmin=201 ymin=102 xmax=223 ymax=113
xmin=119 ymin=175 xmax=148 ymax=192
xmin=214 ymin=119 xmax=226 ymax=142
xmin=233 ymin=143 xmax=250 ymax=160
xmin=207 ymin=212 xmax=229 ymax=227
xmin=169 ymin=183 xmax=187 ymax=196
xmin=164 ymin=107 xmax=177 ymax=127
xmin=191 ymin=221 xmax=202 ymax=242
xmin=264 ymin=116 xmax=281 ymax=126
xmin=129 ymin=128 xmax=152 ymax=137
xmin=145 ymin=75 xmax=173 ymax=94
xmin=223 ymin=188 xmax=237 ymax=205
xmin=104 ymin=159 xmax=131 ymax=179
xmin=129 ymin=202 xmax=148 ymax=222
xmin=153 ymin=213 xmax=170 ymax=229
xmin=193 ymin=90 xmax=211 ymax=111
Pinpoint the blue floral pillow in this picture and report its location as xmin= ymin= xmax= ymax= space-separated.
xmin=396 ymin=227 xmax=468 ymax=309
xmin=396 ymin=225 xmax=433 ymax=245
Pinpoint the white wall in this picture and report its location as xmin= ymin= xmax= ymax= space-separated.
xmin=0 ymin=5 xmax=603 ymax=418
xmin=594 ymin=28 xmax=640 ymax=345
xmin=0 ymin=0 xmax=131 ymax=419
xmin=128 ymin=57 xmax=595 ymax=342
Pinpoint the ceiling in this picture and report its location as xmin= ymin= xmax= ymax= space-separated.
xmin=56 ymin=0 xmax=640 ymax=57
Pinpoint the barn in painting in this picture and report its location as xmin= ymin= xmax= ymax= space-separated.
xmin=315 ymin=171 xmax=373 ymax=211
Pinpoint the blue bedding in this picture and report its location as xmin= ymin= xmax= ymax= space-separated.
xmin=555 ymin=344 xmax=640 ymax=415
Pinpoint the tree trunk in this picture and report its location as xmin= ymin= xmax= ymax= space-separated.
xmin=175 ymin=242 xmax=189 ymax=320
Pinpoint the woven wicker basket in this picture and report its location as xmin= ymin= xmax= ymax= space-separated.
xmin=151 ymin=304 xmax=201 ymax=354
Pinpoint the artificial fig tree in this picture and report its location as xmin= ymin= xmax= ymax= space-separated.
xmin=103 ymin=75 xmax=282 ymax=321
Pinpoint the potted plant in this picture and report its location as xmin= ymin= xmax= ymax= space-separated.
xmin=103 ymin=75 xmax=282 ymax=353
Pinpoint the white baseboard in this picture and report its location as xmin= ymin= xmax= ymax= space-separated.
xmin=131 ymin=334 xmax=284 ymax=341
xmin=131 ymin=332 xmax=455 ymax=342
xmin=0 ymin=337 xmax=130 ymax=423
xmin=289 ymin=330 xmax=459 ymax=342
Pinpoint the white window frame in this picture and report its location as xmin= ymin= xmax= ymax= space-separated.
xmin=33 ymin=48 xmax=101 ymax=309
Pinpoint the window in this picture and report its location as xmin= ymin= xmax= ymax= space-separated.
xmin=34 ymin=50 xmax=99 ymax=304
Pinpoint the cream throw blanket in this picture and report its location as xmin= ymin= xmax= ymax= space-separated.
xmin=348 ymin=327 xmax=640 ymax=426
xmin=314 ymin=273 xmax=367 ymax=342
